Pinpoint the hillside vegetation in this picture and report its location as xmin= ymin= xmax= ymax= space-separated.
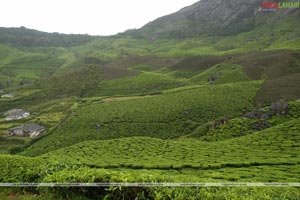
xmin=0 ymin=114 xmax=299 ymax=198
xmin=0 ymin=7 xmax=299 ymax=88
xmin=0 ymin=0 xmax=300 ymax=199
xmin=40 ymin=120 xmax=300 ymax=172
xmin=21 ymin=81 xmax=262 ymax=156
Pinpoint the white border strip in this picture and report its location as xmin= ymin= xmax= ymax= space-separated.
xmin=0 ymin=183 xmax=299 ymax=187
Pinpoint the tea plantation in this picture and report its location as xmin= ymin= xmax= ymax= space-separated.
xmin=0 ymin=116 xmax=299 ymax=199
xmin=21 ymin=81 xmax=262 ymax=156
xmin=0 ymin=7 xmax=300 ymax=199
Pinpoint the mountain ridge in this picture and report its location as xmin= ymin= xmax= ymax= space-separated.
xmin=124 ymin=0 xmax=299 ymax=38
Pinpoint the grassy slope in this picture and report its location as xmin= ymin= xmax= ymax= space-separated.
xmin=0 ymin=41 xmax=96 ymax=89
xmin=165 ymin=49 xmax=300 ymax=104
xmin=0 ymin=11 xmax=299 ymax=90
xmin=39 ymin=118 xmax=300 ymax=172
xmin=83 ymin=11 xmax=300 ymax=58
xmin=188 ymin=100 xmax=300 ymax=141
xmin=0 ymin=10 xmax=299 ymax=200
xmin=1 ymin=117 xmax=299 ymax=183
xmin=97 ymin=72 xmax=188 ymax=96
xmin=0 ymin=12 xmax=287 ymax=70
xmin=189 ymin=63 xmax=250 ymax=85
xmin=0 ymin=115 xmax=299 ymax=198
xmin=21 ymin=81 xmax=262 ymax=156
xmin=0 ymin=45 xmax=66 ymax=87
xmin=0 ymin=154 xmax=299 ymax=199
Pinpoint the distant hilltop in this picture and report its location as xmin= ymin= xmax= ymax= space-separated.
xmin=124 ymin=0 xmax=299 ymax=38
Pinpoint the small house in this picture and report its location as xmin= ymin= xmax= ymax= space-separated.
xmin=1 ymin=93 xmax=14 ymax=98
xmin=4 ymin=109 xmax=24 ymax=116
xmin=8 ymin=127 xmax=24 ymax=137
xmin=5 ymin=111 xmax=30 ymax=121
xmin=8 ymin=123 xmax=45 ymax=137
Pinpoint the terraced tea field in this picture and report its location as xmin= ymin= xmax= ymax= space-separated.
xmin=22 ymin=81 xmax=262 ymax=156
xmin=1 ymin=118 xmax=299 ymax=184
xmin=39 ymin=119 xmax=300 ymax=172
xmin=0 ymin=8 xmax=300 ymax=199
xmin=98 ymin=71 xmax=188 ymax=96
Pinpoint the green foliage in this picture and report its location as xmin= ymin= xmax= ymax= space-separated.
xmin=36 ymin=64 xmax=104 ymax=98
xmin=0 ymin=154 xmax=44 ymax=182
xmin=36 ymin=118 xmax=300 ymax=171
xmin=152 ymin=187 xmax=300 ymax=200
xmin=0 ymin=186 xmax=299 ymax=200
xmin=1 ymin=116 xmax=299 ymax=198
xmin=98 ymin=72 xmax=188 ymax=96
xmin=0 ymin=8 xmax=299 ymax=200
xmin=191 ymin=117 xmax=256 ymax=141
xmin=129 ymin=64 xmax=160 ymax=72
xmin=1 ymin=14 xmax=294 ymax=88
xmin=287 ymin=100 xmax=300 ymax=118
xmin=0 ymin=27 xmax=93 ymax=48
xmin=22 ymin=81 xmax=261 ymax=155
xmin=1 ymin=12 xmax=299 ymax=90
xmin=190 ymin=63 xmax=250 ymax=85
xmin=0 ymin=44 xmax=71 ymax=88
xmin=190 ymin=100 xmax=300 ymax=141
xmin=0 ymin=137 xmax=29 ymax=154
xmin=1 ymin=155 xmax=300 ymax=199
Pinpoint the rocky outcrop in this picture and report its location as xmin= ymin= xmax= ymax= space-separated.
xmin=244 ymin=100 xmax=289 ymax=120
xmin=126 ymin=0 xmax=300 ymax=39
xmin=269 ymin=100 xmax=289 ymax=116
xmin=138 ymin=0 xmax=262 ymax=38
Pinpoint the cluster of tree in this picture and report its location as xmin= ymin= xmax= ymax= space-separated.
xmin=84 ymin=54 xmax=112 ymax=65
xmin=35 ymin=64 xmax=104 ymax=98
xmin=0 ymin=27 xmax=96 ymax=47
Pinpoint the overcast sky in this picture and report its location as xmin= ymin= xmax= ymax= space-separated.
xmin=0 ymin=0 xmax=199 ymax=36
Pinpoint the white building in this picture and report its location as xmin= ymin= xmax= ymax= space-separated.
xmin=8 ymin=123 xmax=45 ymax=137
xmin=5 ymin=111 xmax=30 ymax=121
xmin=1 ymin=93 xmax=14 ymax=98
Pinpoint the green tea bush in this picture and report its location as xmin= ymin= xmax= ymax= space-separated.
xmin=23 ymin=81 xmax=262 ymax=155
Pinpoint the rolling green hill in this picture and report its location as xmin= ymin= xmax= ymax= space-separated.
xmin=21 ymin=81 xmax=262 ymax=156
xmin=189 ymin=100 xmax=300 ymax=141
xmin=1 ymin=0 xmax=300 ymax=199
xmin=0 ymin=27 xmax=93 ymax=48
xmin=1 ymin=5 xmax=299 ymax=89
xmin=189 ymin=63 xmax=250 ymax=84
xmin=1 ymin=154 xmax=299 ymax=199
xmin=0 ymin=116 xmax=299 ymax=199
xmin=39 ymin=119 xmax=300 ymax=171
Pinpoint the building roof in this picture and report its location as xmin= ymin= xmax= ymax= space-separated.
xmin=9 ymin=111 xmax=29 ymax=118
xmin=9 ymin=123 xmax=45 ymax=133
xmin=4 ymin=109 xmax=24 ymax=116
xmin=22 ymin=123 xmax=44 ymax=133
xmin=1 ymin=93 xmax=14 ymax=98
xmin=5 ymin=111 xmax=30 ymax=121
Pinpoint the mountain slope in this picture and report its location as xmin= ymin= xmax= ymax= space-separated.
xmin=0 ymin=27 xmax=93 ymax=47
xmin=21 ymin=81 xmax=261 ymax=156
xmin=1 ymin=0 xmax=300 ymax=88
xmin=140 ymin=0 xmax=260 ymax=38
xmin=0 ymin=1 xmax=300 ymax=199
xmin=134 ymin=0 xmax=300 ymax=38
